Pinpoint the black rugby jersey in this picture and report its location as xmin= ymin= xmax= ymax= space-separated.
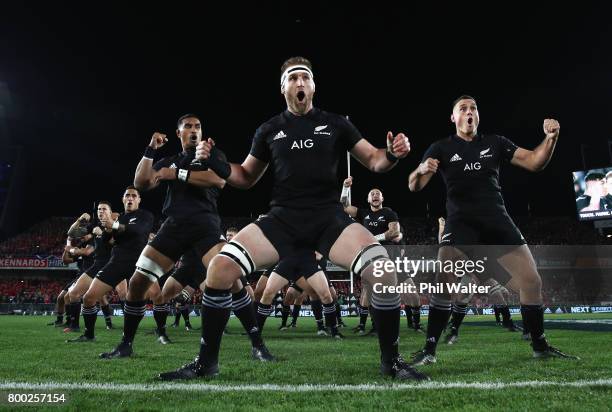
xmin=355 ymin=207 xmax=399 ymax=244
xmin=422 ymin=134 xmax=518 ymax=217
xmin=153 ymin=148 xmax=225 ymax=216
xmin=78 ymin=237 xmax=95 ymax=271
xmin=250 ymin=108 xmax=362 ymax=209
xmin=110 ymin=209 xmax=154 ymax=261
xmin=576 ymin=195 xmax=606 ymax=211
xmin=93 ymin=229 xmax=113 ymax=261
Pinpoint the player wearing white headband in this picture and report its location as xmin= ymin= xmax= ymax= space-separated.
xmin=159 ymin=56 xmax=426 ymax=381
xmin=280 ymin=65 xmax=314 ymax=92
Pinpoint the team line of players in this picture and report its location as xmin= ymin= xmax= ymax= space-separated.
xmin=58 ymin=56 xmax=577 ymax=382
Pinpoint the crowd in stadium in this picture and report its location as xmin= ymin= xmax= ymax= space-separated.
xmin=0 ymin=215 xmax=608 ymax=309
xmin=0 ymin=217 xmax=72 ymax=258
xmin=0 ymin=279 xmax=63 ymax=304
xmin=0 ymin=215 xmax=604 ymax=259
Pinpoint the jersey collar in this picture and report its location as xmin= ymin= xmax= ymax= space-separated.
xmin=283 ymin=107 xmax=319 ymax=120
xmin=452 ymin=133 xmax=482 ymax=143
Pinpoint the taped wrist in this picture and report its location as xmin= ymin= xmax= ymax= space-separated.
xmin=385 ymin=150 xmax=399 ymax=163
xmin=176 ymin=168 xmax=190 ymax=182
xmin=144 ymin=146 xmax=157 ymax=160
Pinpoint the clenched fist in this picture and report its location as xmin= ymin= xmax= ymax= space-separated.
xmin=196 ymin=138 xmax=215 ymax=161
xmin=418 ymin=158 xmax=439 ymax=175
xmin=343 ymin=176 xmax=353 ymax=188
xmin=543 ymin=119 xmax=560 ymax=140
xmin=386 ymin=132 xmax=411 ymax=159
xmin=150 ymin=132 xmax=168 ymax=150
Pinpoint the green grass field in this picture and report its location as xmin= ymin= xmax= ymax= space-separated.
xmin=0 ymin=314 xmax=611 ymax=411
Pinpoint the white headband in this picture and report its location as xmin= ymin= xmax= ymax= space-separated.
xmin=280 ymin=65 xmax=314 ymax=89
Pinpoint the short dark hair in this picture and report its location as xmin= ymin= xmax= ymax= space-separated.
xmin=177 ymin=113 xmax=201 ymax=129
xmin=281 ymin=57 xmax=313 ymax=75
xmin=452 ymin=95 xmax=477 ymax=110
xmin=585 ymin=172 xmax=605 ymax=182
xmin=226 ymin=226 xmax=239 ymax=233
xmin=125 ymin=185 xmax=140 ymax=195
xmin=98 ymin=200 xmax=112 ymax=209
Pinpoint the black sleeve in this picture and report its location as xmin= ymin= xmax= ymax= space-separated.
xmin=385 ymin=208 xmax=399 ymax=222
xmin=576 ymin=197 xmax=589 ymax=211
xmin=337 ymin=115 xmax=363 ymax=151
xmin=86 ymin=222 xmax=96 ymax=234
xmin=214 ymin=148 xmax=228 ymax=163
xmin=355 ymin=208 xmax=366 ymax=224
xmin=249 ymin=125 xmax=271 ymax=162
xmin=498 ymin=135 xmax=519 ymax=162
xmin=153 ymin=157 xmax=173 ymax=172
xmin=422 ymin=142 xmax=442 ymax=162
xmin=122 ymin=210 xmax=154 ymax=237
xmin=101 ymin=230 xmax=113 ymax=242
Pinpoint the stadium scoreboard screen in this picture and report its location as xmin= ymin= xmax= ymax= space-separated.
xmin=573 ymin=167 xmax=612 ymax=221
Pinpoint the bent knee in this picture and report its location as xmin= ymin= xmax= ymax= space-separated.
xmin=82 ymin=292 xmax=96 ymax=306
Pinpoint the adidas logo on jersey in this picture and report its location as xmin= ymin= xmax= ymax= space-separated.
xmin=450 ymin=153 xmax=462 ymax=162
xmin=273 ymin=131 xmax=287 ymax=141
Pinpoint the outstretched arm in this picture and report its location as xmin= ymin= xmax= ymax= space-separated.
xmin=350 ymin=132 xmax=411 ymax=173
xmin=510 ymin=119 xmax=560 ymax=172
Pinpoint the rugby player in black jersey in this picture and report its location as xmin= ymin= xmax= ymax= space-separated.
xmin=341 ymin=177 xmax=423 ymax=334
xmin=69 ymin=187 xmax=153 ymax=343
xmin=576 ymin=172 xmax=606 ymax=212
xmin=65 ymin=202 xmax=115 ymax=340
xmin=256 ymin=251 xmax=342 ymax=338
xmin=436 ymin=217 xmax=519 ymax=345
xmin=159 ymin=56 xmax=426 ymax=381
xmin=101 ymin=115 xmax=270 ymax=361
xmin=162 ymin=251 xmax=202 ymax=332
xmin=60 ymin=234 xmax=94 ymax=332
xmin=409 ymin=95 xmax=577 ymax=364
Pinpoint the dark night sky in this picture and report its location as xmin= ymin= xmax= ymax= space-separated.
xmin=1 ymin=3 xmax=612 ymax=230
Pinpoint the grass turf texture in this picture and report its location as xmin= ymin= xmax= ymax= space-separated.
xmin=0 ymin=314 xmax=610 ymax=411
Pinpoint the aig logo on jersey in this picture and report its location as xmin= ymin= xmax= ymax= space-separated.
xmin=464 ymin=162 xmax=481 ymax=171
xmin=291 ymin=139 xmax=314 ymax=150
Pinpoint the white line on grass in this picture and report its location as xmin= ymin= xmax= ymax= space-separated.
xmin=1 ymin=379 xmax=612 ymax=392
